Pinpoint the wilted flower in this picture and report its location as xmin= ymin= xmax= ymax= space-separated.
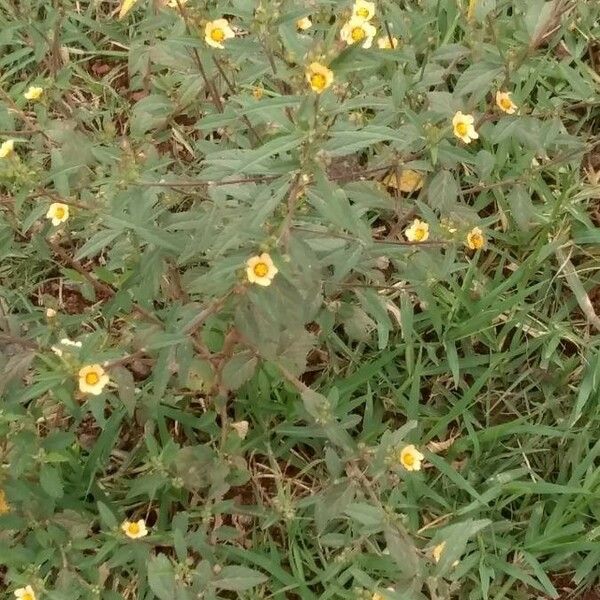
xmin=231 ymin=420 xmax=249 ymax=439
xmin=121 ymin=519 xmax=148 ymax=539
xmin=432 ymin=541 xmax=446 ymax=563
xmin=246 ymin=253 xmax=278 ymax=286
xmin=452 ymin=111 xmax=478 ymax=144
xmin=496 ymin=90 xmax=517 ymax=114
xmin=306 ymin=62 xmax=334 ymax=94
xmin=78 ymin=364 xmax=109 ymax=395
xmin=297 ymin=17 xmax=312 ymax=30
xmin=405 ymin=219 xmax=429 ymax=242
xmin=205 ymin=18 xmax=235 ymax=49
xmin=466 ymin=226 xmax=485 ymax=250
xmin=46 ymin=203 xmax=69 ymax=226
xmin=0 ymin=488 xmax=10 ymax=514
xmin=377 ymin=36 xmax=398 ymax=49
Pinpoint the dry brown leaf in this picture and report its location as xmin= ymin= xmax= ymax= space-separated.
xmin=383 ymin=169 xmax=424 ymax=194
xmin=427 ymin=433 xmax=459 ymax=454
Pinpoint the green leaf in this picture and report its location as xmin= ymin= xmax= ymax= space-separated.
xmin=147 ymin=554 xmax=177 ymax=600
xmin=221 ymin=351 xmax=258 ymax=390
xmin=40 ymin=464 xmax=64 ymax=498
xmin=214 ymin=566 xmax=268 ymax=591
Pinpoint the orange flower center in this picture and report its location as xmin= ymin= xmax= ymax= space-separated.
xmin=403 ymin=452 xmax=415 ymax=466
xmin=455 ymin=121 xmax=468 ymax=136
xmin=22 ymin=594 xmax=34 ymax=600
xmin=54 ymin=207 xmax=65 ymax=219
xmin=310 ymin=73 xmax=326 ymax=90
xmin=253 ymin=262 xmax=269 ymax=278
xmin=128 ymin=522 xmax=140 ymax=535
xmin=356 ymin=7 xmax=369 ymax=18
xmin=211 ymin=28 xmax=225 ymax=42
xmin=351 ymin=26 xmax=366 ymax=41
xmin=85 ymin=371 xmax=100 ymax=385
xmin=500 ymin=97 xmax=512 ymax=110
xmin=469 ymin=233 xmax=483 ymax=248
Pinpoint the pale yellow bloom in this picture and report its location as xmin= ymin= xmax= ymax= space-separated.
xmin=0 ymin=488 xmax=10 ymax=514
xmin=432 ymin=541 xmax=446 ymax=563
xmin=466 ymin=226 xmax=485 ymax=250
xmin=45 ymin=307 xmax=57 ymax=318
xmin=166 ymin=0 xmax=188 ymax=6
xmin=495 ymin=91 xmax=517 ymax=114
xmin=78 ymin=364 xmax=110 ymax=396
xmin=452 ymin=111 xmax=478 ymax=144
xmin=46 ymin=202 xmax=69 ymax=226
xmin=306 ymin=62 xmax=334 ymax=94
xmin=340 ymin=16 xmax=377 ymax=49
xmin=399 ymin=444 xmax=424 ymax=471
xmin=405 ymin=219 xmax=429 ymax=243
xmin=297 ymin=17 xmax=312 ymax=30
xmin=0 ymin=139 xmax=15 ymax=158
xmin=377 ymin=36 xmax=398 ymax=49
xmin=252 ymin=86 xmax=264 ymax=100
xmin=121 ymin=519 xmax=148 ymax=539
xmin=205 ymin=18 xmax=235 ymax=49
xmin=118 ymin=0 xmax=138 ymax=19
xmin=353 ymin=0 xmax=375 ymax=20
xmin=384 ymin=169 xmax=423 ymax=193
xmin=24 ymin=86 xmax=43 ymax=101
xmin=14 ymin=586 xmax=36 ymax=600
xmin=231 ymin=420 xmax=249 ymax=439
xmin=246 ymin=253 xmax=278 ymax=286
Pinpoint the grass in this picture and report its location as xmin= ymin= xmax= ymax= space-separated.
xmin=1 ymin=0 xmax=600 ymax=599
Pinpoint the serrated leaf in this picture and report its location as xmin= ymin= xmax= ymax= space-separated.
xmin=147 ymin=554 xmax=177 ymax=600
xmin=40 ymin=464 xmax=64 ymax=498
xmin=222 ymin=351 xmax=258 ymax=390
xmin=214 ymin=566 xmax=268 ymax=591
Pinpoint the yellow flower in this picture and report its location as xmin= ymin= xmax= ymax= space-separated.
xmin=46 ymin=202 xmax=69 ymax=226
xmin=340 ymin=16 xmax=377 ymax=49
xmin=14 ymin=586 xmax=37 ymax=600
xmin=246 ymin=253 xmax=278 ymax=286
xmin=297 ymin=17 xmax=312 ymax=30
xmin=121 ymin=519 xmax=148 ymax=539
xmin=432 ymin=541 xmax=446 ymax=563
xmin=405 ymin=219 xmax=429 ymax=243
xmin=452 ymin=111 xmax=478 ymax=144
xmin=0 ymin=139 xmax=15 ymax=158
xmin=24 ymin=86 xmax=43 ymax=101
xmin=399 ymin=444 xmax=424 ymax=471
xmin=466 ymin=226 xmax=485 ymax=250
xmin=377 ymin=36 xmax=399 ymax=49
xmin=252 ymin=86 xmax=264 ymax=100
xmin=495 ymin=91 xmax=517 ymax=114
xmin=166 ymin=0 xmax=188 ymax=6
xmin=78 ymin=364 xmax=110 ymax=396
xmin=384 ymin=169 xmax=423 ymax=193
xmin=45 ymin=307 xmax=57 ymax=318
xmin=353 ymin=0 xmax=375 ymax=20
xmin=306 ymin=62 xmax=334 ymax=94
xmin=205 ymin=18 xmax=235 ymax=49
xmin=0 ymin=488 xmax=10 ymax=514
